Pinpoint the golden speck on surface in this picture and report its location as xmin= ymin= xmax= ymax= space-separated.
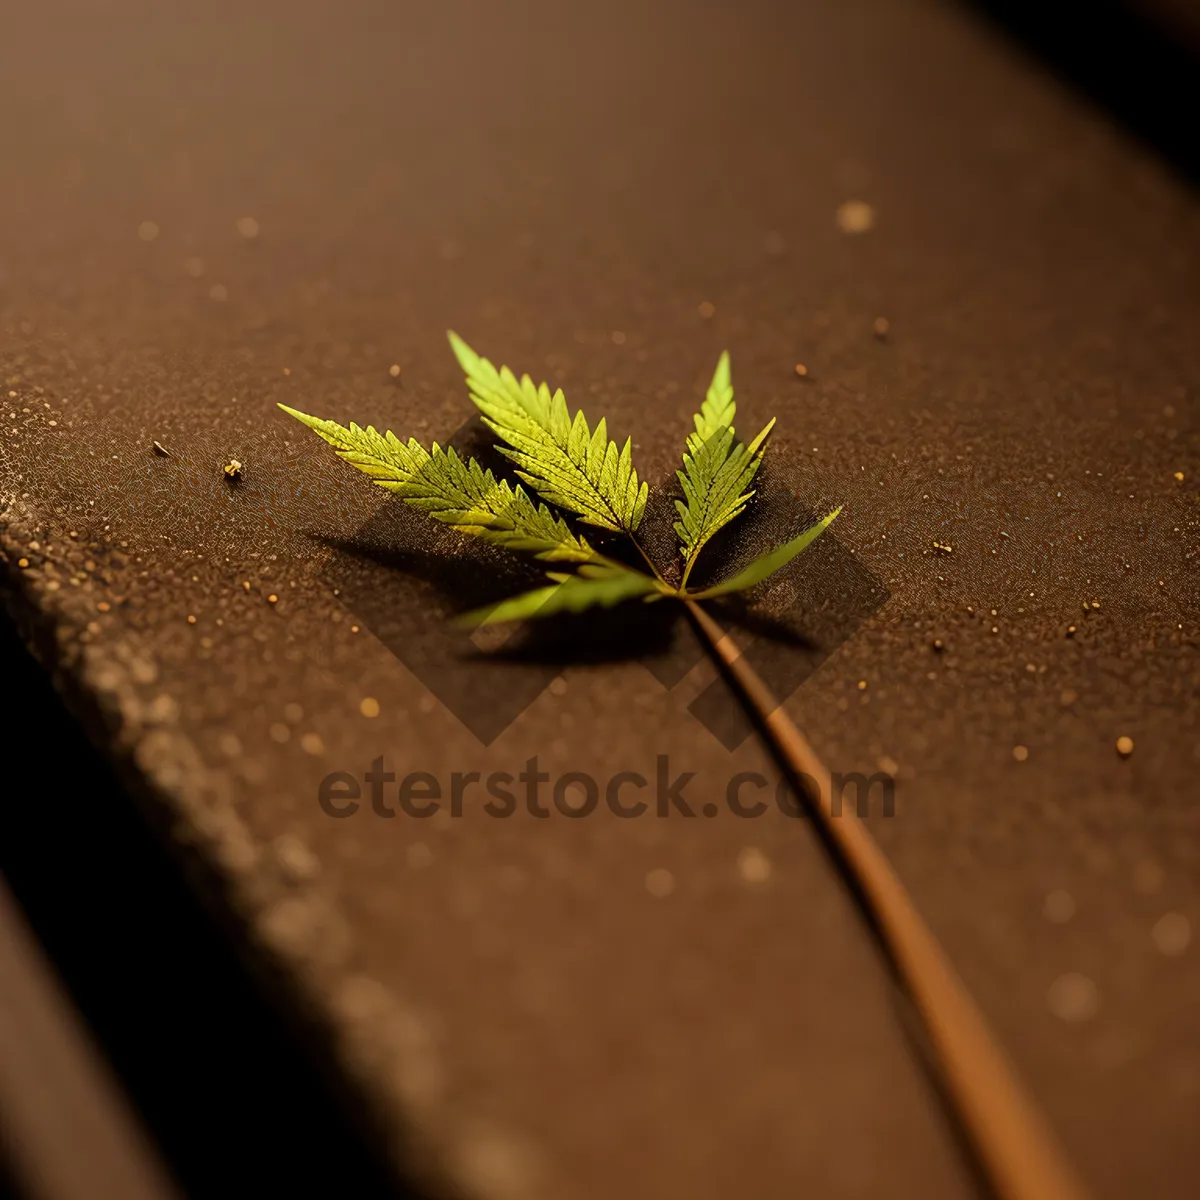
xmin=857 ymin=679 xmax=867 ymax=690
xmin=1091 ymin=600 xmax=1101 ymax=610
xmin=224 ymin=459 xmax=242 ymax=479
xmin=1047 ymin=972 xmax=1099 ymax=1022
xmin=359 ymin=697 xmax=380 ymax=718
xmin=96 ymin=601 xmax=110 ymax=612
xmin=242 ymin=581 xmax=251 ymax=591
xmin=267 ymin=593 xmax=278 ymax=604
xmin=932 ymin=540 xmax=952 ymax=554
xmin=236 ymin=216 xmax=260 ymax=239
xmin=1012 ymin=745 xmax=1029 ymax=762
xmin=872 ymin=316 xmax=890 ymax=339
xmin=1116 ymin=735 xmax=1134 ymax=758
xmin=282 ymin=366 xmax=291 ymax=376
xmin=990 ymin=626 xmax=999 ymax=634
xmin=1066 ymin=625 xmax=1076 ymax=637
xmin=137 ymin=220 xmax=160 ymax=242
xmin=1043 ymin=891 xmax=1075 ymax=923
xmin=877 ymin=754 xmax=899 ymax=776
xmin=17 ymin=557 xmax=29 ymax=569
xmin=697 ymin=301 xmax=715 ymax=319
xmin=1151 ymin=913 xmax=1191 ymax=957
xmin=793 ymin=362 xmax=808 ymax=378
xmin=737 ymin=847 xmax=772 ymax=885
xmin=186 ymin=614 xmax=197 ymax=624
xmin=350 ymin=624 xmax=360 ymax=633
xmin=645 ymin=867 xmax=675 ymax=898
xmin=931 ymin=637 xmax=945 ymax=652
xmin=836 ymin=199 xmax=876 ymax=233
xmin=300 ymin=732 xmax=325 ymax=756
xmin=1174 ymin=471 xmax=1184 ymax=482
xmin=388 ymin=363 xmax=402 ymax=378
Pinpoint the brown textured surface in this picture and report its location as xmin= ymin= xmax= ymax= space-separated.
xmin=1 ymin=1 xmax=1198 ymax=1197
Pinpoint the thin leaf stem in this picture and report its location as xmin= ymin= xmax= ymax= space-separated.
xmin=685 ymin=599 xmax=1092 ymax=1200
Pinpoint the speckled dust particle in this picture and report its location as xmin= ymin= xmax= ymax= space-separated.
xmin=267 ymin=593 xmax=278 ymax=604
xmin=300 ymin=731 xmax=325 ymax=756
xmin=1012 ymin=745 xmax=1029 ymax=762
xmin=793 ymin=362 xmax=808 ymax=378
xmin=137 ymin=220 xmax=159 ymax=241
xmin=873 ymin=316 xmax=891 ymax=339
xmin=236 ymin=216 xmax=260 ymax=239
xmin=1047 ymin=972 xmax=1099 ymax=1022
xmin=737 ymin=847 xmax=772 ymax=885
xmin=388 ymin=363 xmax=402 ymax=378
xmin=359 ymin=697 xmax=380 ymax=718
xmin=697 ymin=300 xmax=716 ymax=319
xmin=275 ymin=834 xmax=320 ymax=882
xmin=836 ymin=199 xmax=875 ymax=233
xmin=645 ymin=867 xmax=675 ymax=897
xmin=209 ymin=283 xmax=228 ymax=301
xmin=1043 ymin=890 xmax=1076 ymax=923
xmin=1151 ymin=913 xmax=1191 ymax=957
xmin=1116 ymin=735 xmax=1134 ymax=757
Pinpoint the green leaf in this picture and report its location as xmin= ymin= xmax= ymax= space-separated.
xmin=279 ymin=404 xmax=597 ymax=563
xmin=689 ymin=349 xmax=735 ymax=448
xmin=448 ymin=332 xmax=649 ymax=533
xmin=689 ymin=508 xmax=842 ymax=598
xmin=674 ymin=352 xmax=775 ymax=581
xmin=455 ymin=561 xmax=664 ymax=626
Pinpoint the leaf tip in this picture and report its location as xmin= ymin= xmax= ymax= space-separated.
xmin=277 ymin=403 xmax=322 ymax=431
xmin=446 ymin=330 xmax=479 ymax=373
